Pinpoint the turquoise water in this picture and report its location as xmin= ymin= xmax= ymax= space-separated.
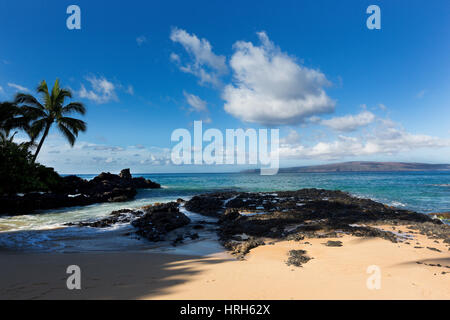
xmin=93 ymin=171 xmax=449 ymax=214
xmin=0 ymin=171 xmax=448 ymax=252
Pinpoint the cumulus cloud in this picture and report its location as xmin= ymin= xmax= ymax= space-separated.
xmin=36 ymin=135 xmax=171 ymax=172
xmin=279 ymin=118 xmax=450 ymax=160
xmin=136 ymin=35 xmax=147 ymax=46
xmin=170 ymin=52 xmax=181 ymax=63
xmin=78 ymin=76 xmax=118 ymax=104
xmin=183 ymin=91 xmax=208 ymax=112
xmin=378 ymin=103 xmax=387 ymax=111
xmin=8 ymin=83 xmax=30 ymax=92
xmin=223 ymin=32 xmax=335 ymax=125
xmin=280 ymin=129 xmax=301 ymax=145
xmin=320 ymin=110 xmax=375 ymax=132
xmin=170 ymin=27 xmax=227 ymax=86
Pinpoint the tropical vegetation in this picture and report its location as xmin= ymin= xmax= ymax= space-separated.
xmin=0 ymin=79 xmax=87 ymax=194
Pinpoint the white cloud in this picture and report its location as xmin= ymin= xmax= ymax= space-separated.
xmin=126 ymin=85 xmax=134 ymax=95
xmin=78 ymin=76 xmax=118 ymax=104
xmin=36 ymin=135 xmax=172 ymax=173
xmin=279 ymin=118 xmax=450 ymax=160
xmin=183 ymin=91 xmax=208 ymax=112
xmin=320 ymin=110 xmax=375 ymax=132
xmin=170 ymin=52 xmax=181 ymax=63
xmin=170 ymin=27 xmax=227 ymax=86
xmin=222 ymin=32 xmax=335 ymax=125
xmin=7 ymin=83 xmax=30 ymax=92
xmin=0 ymin=86 xmax=4 ymax=94
xmin=280 ymin=129 xmax=301 ymax=145
xmin=136 ymin=35 xmax=147 ymax=46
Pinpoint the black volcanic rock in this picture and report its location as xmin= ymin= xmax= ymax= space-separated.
xmin=0 ymin=169 xmax=161 ymax=216
xmin=119 ymin=168 xmax=132 ymax=180
xmin=323 ymin=240 xmax=343 ymax=247
xmin=131 ymin=202 xmax=191 ymax=241
xmin=66 ymin=203 xmax=191 ymax=242
xmin=66 ymin=209 xmax=140 ymax=228
xmin=185 ymin=193 xmax=235 ymax=217
xmin=184 ymin=189 xmax=448 ymax=257
xmin=286 ymin=250 xmax=312 ymax=267
xmin=222 ymin=237 xmax=265 ymax=259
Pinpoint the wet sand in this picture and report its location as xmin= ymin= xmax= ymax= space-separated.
xmin=0 ymin=225 xmax=449 ymax=300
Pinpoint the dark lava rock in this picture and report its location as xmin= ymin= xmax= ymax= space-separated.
xmin=407 ymin=223 xmax=450 ymax=243
xmin=172 ymin=234 xmax=185 ymax=246
xmin=286 ymin=233 xmax=305 ymax=241
xmin=286 ymin=250 xmax=312 ymax=267
xmin=65 ymin=208 xmax=139 ymax=228
xmin=131 ymin=202 xmax=191 ymax=242
xmin=427 ymin=247 xmax=442 ymax=252
xmin=187 ymin=189 xmax=448 ymax=256
xmin=323 ymin=240 xmax=343 ymax=247
xmin=218 ymin=208 xmax=241 ymax=223
xmin=222 ymin=237 xmax=265 ymax=259
xmin=0 ymin=169 xmax=160 ymax=216
xmin=185 ymin=192 xmax=236 ymax=216
xmin=119 ymin=168 xmax=132 ymax=180
xmin=66 ymin=203 xmax=192 ymax=244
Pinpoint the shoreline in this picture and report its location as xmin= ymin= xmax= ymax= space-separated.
xmin=0 ymin=188 xmax=449 ymax=300
xmin=1 ymin=225 xmax=448 ymax=300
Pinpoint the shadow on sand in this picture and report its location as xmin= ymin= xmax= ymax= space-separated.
xmin=0 ymin=248 xmax=231 ymax=299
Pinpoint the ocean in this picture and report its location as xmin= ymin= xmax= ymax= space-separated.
xmin=0 ymin=171 xmax=449 ymax=252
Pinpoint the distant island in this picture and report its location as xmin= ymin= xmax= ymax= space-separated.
xmin=243 ymin=161 xmax=450 ymax=173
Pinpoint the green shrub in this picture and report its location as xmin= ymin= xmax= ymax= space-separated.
xmin=0 ymin=140 xmax=61 ymax=194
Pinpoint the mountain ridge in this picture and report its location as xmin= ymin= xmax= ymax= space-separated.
xmin=243 ymin=161 xmax=450 ymax=173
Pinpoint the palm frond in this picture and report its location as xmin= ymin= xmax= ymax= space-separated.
xmin=37 ymin=80 xmax=51 ymax=108
xmin=57 ymin=123 xmax=76 ymax=146
xmin=0 ymin=102 xmax=31 ymax=135
xmin=61 ymin=102 xmax=86 ymax=115
xmin=14 ymin=93 xmax=45 ymax=110
xmin=20 ymin=105 xmax=47 ymax=119
xmin=58 ymin=117 xmax=87 ymax=135
xmin=29 ymin=118 xmax=48 ymax=140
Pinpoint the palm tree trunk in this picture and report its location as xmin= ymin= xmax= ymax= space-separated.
xmin=32 ymin=123 xmax=51 ymax=162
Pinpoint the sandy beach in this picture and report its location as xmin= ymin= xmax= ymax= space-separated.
xmin=1 ymin=224 xmax=448 ymax=300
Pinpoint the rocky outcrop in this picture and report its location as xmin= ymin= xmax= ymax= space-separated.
xmin=131 ymin=202 xmax=191 ymax=241
xmin=286 ymin=250 xmax=312 ymax=267
xmin=323 ymin=240 xmax=343 ymax=247
xmin=0 ymin=169 xmax=161 ymax=216
xmin=184 ymin=193 xmax=232 ymax=217
xmin=222 ymin=237 xmax=265 ymax=259
xmin=66 ymin=202 xmax=191 ymax=242
xmin=184 ymin=189 xmax=448 ymax=257
xmin=65 ymin=209 xmax=141 ymax=228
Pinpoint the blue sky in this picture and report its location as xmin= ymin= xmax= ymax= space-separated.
xmin=0 ymin=0 xmax=449 ymax=173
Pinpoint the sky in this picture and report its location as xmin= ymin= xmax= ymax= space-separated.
xmin=0 ymin=0 xmax=449 ymax=174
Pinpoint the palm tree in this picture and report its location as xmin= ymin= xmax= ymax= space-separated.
xmin=0 ymin=101 xmax=32 ymax=142
xmin=14 ymin=79 xmax=87 ymax=162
